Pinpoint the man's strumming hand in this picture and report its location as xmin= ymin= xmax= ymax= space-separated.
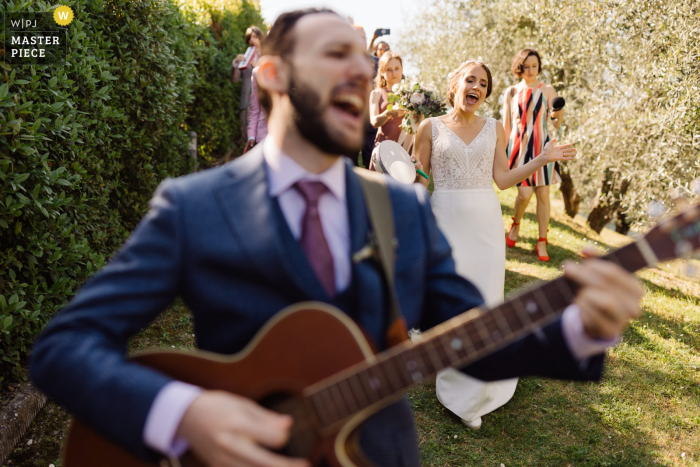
xmin=177 ymin=390 xmax=311 ymax=467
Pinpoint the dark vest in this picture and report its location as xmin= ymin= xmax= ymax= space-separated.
xmin=270 ymin=195 xmax=360 ymax=319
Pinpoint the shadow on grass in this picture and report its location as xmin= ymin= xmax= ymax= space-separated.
xmin=503 ymin=269 xmax=555 ymax=301
xmin=641 ymin=275 xmax=700 ymax=308
xmin=625 ymin=296 xmax=700 ymax=355
xmin=507 ymin=239 xmax=582 ymax=267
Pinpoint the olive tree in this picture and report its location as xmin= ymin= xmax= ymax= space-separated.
xmin=401 ymin=0 xmax=700 ymax=231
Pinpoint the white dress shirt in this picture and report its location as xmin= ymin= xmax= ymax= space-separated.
xmin=264 ymin=137 xmax=351 ymax=292
xmin=142 ymin=139 xmax=616 ymax=456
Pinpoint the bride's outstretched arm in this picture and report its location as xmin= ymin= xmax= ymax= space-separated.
xmin=492 ymin=120 xmax=575 ymax=190
xmin=414 ymin=118 xmax=432 ymax=188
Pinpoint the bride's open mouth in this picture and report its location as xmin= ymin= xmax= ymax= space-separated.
xmin=465 ymin=91 xmax=479 ymax=105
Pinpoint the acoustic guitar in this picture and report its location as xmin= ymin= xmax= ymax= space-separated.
xmin=62 ymin=205 xmax=700 ymax=467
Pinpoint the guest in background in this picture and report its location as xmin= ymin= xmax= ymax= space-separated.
xmin=503 ymin=49 xmax=565 ymax=262
xmin=352 ymin=24 xmax=378 ymax=167
xmin=231 ymin=26 xmax=263 ymax=139
xmin=369 ymin=52 xmax=420 ymax=170
xmin=370 ymin=30 xmax=390 ymax=59
xmin=369 ymin=52 xmax=407 ymax=151
xmin=243 ymin=67 xmax=267 ymax=154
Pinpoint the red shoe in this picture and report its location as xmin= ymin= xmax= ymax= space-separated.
xmin=536 ymin=235 xmax=550 ymax=262
xmin=506 ymin=217 xmax=520 ymax=248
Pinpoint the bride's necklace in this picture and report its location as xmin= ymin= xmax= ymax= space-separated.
xmin=451 ymin=114 xmax=478 ymax=129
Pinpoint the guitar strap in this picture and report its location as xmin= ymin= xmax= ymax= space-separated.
xmin=353 ymin=167 xmax=409 ymax=348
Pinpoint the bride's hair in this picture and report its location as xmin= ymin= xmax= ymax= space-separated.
xmin=446 ymin=60 xmax=493 ymax=106
xmin=376 ymin=52 xmax=404 ymax=89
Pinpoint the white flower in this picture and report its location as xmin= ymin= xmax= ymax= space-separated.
xmin=392 ymin=83 xmax=400 ymax=92
xmin=410 ymin=93 xmax=425 ymax=105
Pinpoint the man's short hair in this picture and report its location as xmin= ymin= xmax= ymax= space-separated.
xmin=257 ymin=8 xmax=339 ymax=115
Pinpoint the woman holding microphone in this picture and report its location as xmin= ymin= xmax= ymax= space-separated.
xmin=503 ymin=49 xmax=565 ymax=261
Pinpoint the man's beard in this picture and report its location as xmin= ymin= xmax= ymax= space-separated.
xmin=288 ymin=69 xmax=362 ymax=156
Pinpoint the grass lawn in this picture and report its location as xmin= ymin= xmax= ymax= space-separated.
xmin=5 ymin=187 xmax=700 ymax=466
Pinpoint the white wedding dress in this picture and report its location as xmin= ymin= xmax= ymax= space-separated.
xmin=429 ymin=116 xmax=518 ymax=424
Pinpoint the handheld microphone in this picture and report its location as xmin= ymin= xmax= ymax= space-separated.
xmin=551 ymin=97 xmax=566 ymax=141
xmin=551 ymin=96 xmax=566 ymax=112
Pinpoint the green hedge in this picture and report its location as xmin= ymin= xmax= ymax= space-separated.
xmin=0 ymin=0 xmax=264 ymax=383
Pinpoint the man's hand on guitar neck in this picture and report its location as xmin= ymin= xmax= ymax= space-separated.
xmin=177 ymin=390 xmax=311 ymax=467
xmin=563 ymin=250 xmax=644 ymax=340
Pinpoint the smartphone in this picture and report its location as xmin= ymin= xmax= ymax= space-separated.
xmin=376 ymin=28 xmax=391 ymax=37
xmin=238 ymin=45 xmax=257 ymax=70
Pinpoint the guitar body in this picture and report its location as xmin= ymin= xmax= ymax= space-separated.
xmin=62 ymin=303 xmax=382 ymax=467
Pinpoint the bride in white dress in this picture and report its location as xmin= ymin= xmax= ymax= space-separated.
xmin=414 ymin=60 xmax=575 ymax=429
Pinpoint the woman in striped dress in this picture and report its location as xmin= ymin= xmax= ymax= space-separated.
xmin=503 ymin=49 xmax=565 ymax=261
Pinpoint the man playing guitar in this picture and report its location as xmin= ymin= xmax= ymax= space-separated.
xmin=30 ymin=9 xmax=643 ymax=467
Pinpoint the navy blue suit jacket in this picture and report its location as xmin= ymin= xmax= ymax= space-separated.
xmin=30 ymin=145 xmax=603 ymax=465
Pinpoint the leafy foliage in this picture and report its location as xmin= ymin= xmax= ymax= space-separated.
xmin=0 ymin=0 xmax=262 ymax=383
xmin=401 ymin=0 xmax=700 ymax=227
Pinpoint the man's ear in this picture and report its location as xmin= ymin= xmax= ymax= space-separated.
xmin=257 ymin=56 xmax=289 ymax=95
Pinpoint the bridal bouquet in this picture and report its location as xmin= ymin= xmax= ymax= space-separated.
xmin=387 ymin=80 xmax=447 ymax=134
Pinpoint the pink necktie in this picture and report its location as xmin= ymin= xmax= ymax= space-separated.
xmin=293 ymin=181 xmax=336 ymax=297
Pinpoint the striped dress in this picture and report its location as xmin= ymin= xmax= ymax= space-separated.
xmin=505 ymin=83 xmax=561 ymax=186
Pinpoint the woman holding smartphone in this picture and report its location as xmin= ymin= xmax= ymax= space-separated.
xmin=369 ymin=28 xmax=391 ymax=58
xmin=503 ymin=49 xmax=565 ymax=261
xmin=231 ymin=26 xmax=263 ymax=140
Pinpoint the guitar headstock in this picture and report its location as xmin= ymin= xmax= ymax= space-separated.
xmin=642 ymin=203 xmax=700 ymax=265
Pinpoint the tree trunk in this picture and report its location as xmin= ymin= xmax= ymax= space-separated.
xmin=615 ymin=210 xmax=632 ymax=235
xmin=588 ymin=169 xmax=630 ymax=234
xmin=559 ymin=165 xmax=581 ymax=218
xmin=587 ymin=203 xmax=613 ymax=234
xmin=588 ymin=169 xmax=615 ymax=233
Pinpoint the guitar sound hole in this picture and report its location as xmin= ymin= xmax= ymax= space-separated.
xmin=259 ymin=393 xmax=319 ymax=460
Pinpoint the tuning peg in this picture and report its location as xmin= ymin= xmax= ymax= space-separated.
xmin=683 ymin=262 xmax=699 ymax=280
xmin=670 ymin=188 xmax=689 ymax=210
xmin=682 ymin=207 xmax=699 ymax=222
xmin=646 ymin=201 xmax=666 ymax=219
xmin=675 ymin=241 xmax=694 ymax=259
xmin=691 ymin=178 xmax=700 ymax=196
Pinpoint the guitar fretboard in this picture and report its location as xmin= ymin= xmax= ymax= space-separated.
xmin=304 ymin=241 xmax=648 ymax=430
